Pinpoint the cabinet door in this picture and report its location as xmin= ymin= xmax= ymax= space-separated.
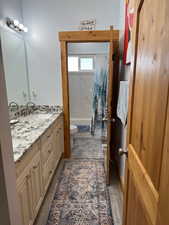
xmin=17 ymin=173 xmax=33 ymax=225
xmin=43 ymin=152 xmax=54 ymax=192
xmin=60 ymin=124 xmax=64 ymax=154
xmin=30 ymin=153 xmax=43 ymax=219
xmin=53 ymin=127 xmax=60 ymax=167
xmin=56 ymin=128 xmax=60 ymax=156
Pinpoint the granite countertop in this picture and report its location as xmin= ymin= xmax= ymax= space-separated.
xmin=11 ymin=112 xmax=61 ymax=162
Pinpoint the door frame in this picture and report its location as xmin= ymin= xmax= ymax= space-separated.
xmin=59 ymin=30 xmax=119 ymax=158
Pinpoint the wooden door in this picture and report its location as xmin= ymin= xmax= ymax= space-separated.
xmin=124 ymin=0 xmax=169 ymax=225
xmin=106 ymin=39 xmax=119 ymax=184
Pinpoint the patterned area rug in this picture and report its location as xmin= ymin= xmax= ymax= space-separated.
xmin=46 ymin=160 xmax=113 ymax=225
xmin=71 ymin=132 xmax=104 ymax=159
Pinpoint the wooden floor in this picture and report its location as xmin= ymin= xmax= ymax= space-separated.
xmin=109 ymin=167 xmax=123 ymax=225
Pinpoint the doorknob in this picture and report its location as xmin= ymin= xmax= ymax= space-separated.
xmin=102 ymin=117 xmax=116 ymax=122
xmin=118 ymin=148 xmax=128 ymax=157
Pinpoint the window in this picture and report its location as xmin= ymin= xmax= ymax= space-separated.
xmin=68 ymin=56 xmax=79 ymax=72
xmin=80 ymin=57 xmax=94 ymax=71
xmin=68 ymin=56 xmax=94 ymax=72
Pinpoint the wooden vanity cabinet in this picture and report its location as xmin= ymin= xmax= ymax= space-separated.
xmin=52 ymin=116 xmax=64 ymax=168
xmin=17 ymin=149 xmax=42 ymax=225
xmin=42 ymin=151 xmax=55 ymax=193
xmin=16 ymin=114 xmax=64 ymax=225
xmin=17 ymin=168 xmax=33 ymax=225
xmin=42 ymin=114 xmax=64 ymax=192
xmin=30 ymin=152 xmax=43 ymax=218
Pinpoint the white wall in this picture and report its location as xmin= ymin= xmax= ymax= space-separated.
xmin=68 ymin=42 xmax=109 ymax=55
xmin=68 ymin=43 xmax=109 ymax=125
xmin=0 ymin=0 xmax=22 ymax=21
xmin=21 ymin=0 xmax=121 ymax=105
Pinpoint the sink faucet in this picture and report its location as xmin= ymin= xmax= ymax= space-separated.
xmin=8 ymin=101 xmax=19 ymax=111
xmin=26 ymin=101 xmax=36 ymax=108
xmin=8 ymin=101 xmax=20 ymax=119
xmin=26 ymin=102 xmax=36 ymax=114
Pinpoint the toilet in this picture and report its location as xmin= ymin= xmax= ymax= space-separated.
xmin=70 ymin=125 xmax=78 ymax=149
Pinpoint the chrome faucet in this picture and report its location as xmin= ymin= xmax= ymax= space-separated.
xmin=26 ymin=101 xmax=36 ymax=108
xmin=8 ymin=101 xmax=19 ymax=111
xmin=8 ymin=101 xmax=20 ymax=119
xmin=26 ymin=102 xmax=36 ymax=115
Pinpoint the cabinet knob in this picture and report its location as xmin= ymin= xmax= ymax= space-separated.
xmin=102 ymin=117 xmax=116 ymax=122
xmin=33 ymin=166 xmax=37 ymax=169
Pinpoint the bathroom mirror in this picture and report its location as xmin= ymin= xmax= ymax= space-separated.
xmin=0 ymin=28 xmax=30 ymax=105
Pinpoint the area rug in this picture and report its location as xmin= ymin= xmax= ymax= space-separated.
xmin=46 ymin=160 xmax=114 ymax=225
xmin=72 ymin=136 xmax=104 ymax=159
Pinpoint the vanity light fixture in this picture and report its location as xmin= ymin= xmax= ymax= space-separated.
xmin=13 ymin=19 xmax=19 ymax=26
xmin=23 ymin=27 xmax=28 ymax=33
xmin=6 ymin=18 xmax=28 ymax=33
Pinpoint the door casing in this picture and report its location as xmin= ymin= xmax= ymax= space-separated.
xmin=59 ymin=30 xmax=119 ymax=160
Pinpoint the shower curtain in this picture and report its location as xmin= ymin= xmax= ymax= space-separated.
xmin=91 ymin=56 xmax=108 ymax=135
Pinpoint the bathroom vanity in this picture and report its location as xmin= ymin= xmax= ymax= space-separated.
xmin=1 ymin=20 xmax=65 ymax=225
xmin=12 ymin=111 xmax=64 ymax=225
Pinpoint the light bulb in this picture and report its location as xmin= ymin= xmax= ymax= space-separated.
xmin=13 ymin=19 xmax=19 ymax=26
xmin=18 ymin=23 xmax=24 ymax=30
xmin=23 ymin=27 xmax=28 ymax=33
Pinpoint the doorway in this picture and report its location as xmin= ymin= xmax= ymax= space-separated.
xmin=59 ymin=30 xmax=119 ymax=182
xmin=68 ymin=42 xmax=109 ymax=160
